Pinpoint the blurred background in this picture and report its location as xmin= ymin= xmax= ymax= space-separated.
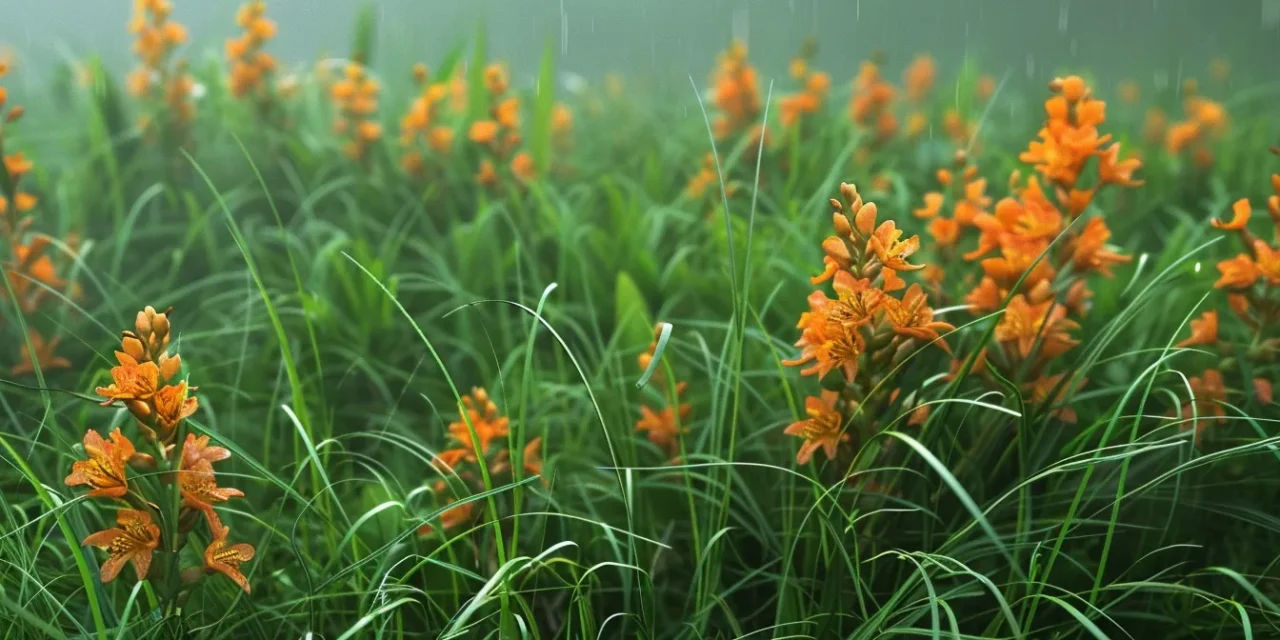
xmin=1 ymin=0 xmax=1277 ymax=90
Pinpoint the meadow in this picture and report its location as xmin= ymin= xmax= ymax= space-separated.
xmin=0 ymin=1 xmax=1278 ymax=638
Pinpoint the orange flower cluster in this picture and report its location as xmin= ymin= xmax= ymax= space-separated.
xmin=330 ymin=63 xmax=382 ymax=161
xmin=914 ymin=152 xmax=991 ymax=254
xmin=127 ymin=0 xmax=195 ymax=146
xmin=783 ymin=183 xmax=952 ymax=465
xmin=779 ymin=39 xmax=831 ymax=131
xmin=399 ymin=63 xmax=455 ymax=176
xmin=0 ymin=60 xmax=78 ymax=377
xmin=1181 ymin=155 xmax=1280 ymax=441
xmin=467 ymin=63 xmax=534 ymax=186
xmin=69 ymin=307 xmax=255 ymax=596
xmin=422 ymin=387 xmax=542 ymax=536
xmin=710 ymin=40 xmax=765 ymax=144
xmin=1166 ymin=89 xmax=1228 ymax=167
xmin=920 ymin=76 xmax=1141 ymax=419
xmin=635 ymin=326 xmax=692 ymax=460
xmin=225 ymin=1 xmax=278 ymax=101
xmin=849 ymin=61 xmax=897 ymax=144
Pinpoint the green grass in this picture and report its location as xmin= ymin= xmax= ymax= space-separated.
xmin=0 ymin=18 xmax=1278 ymax=640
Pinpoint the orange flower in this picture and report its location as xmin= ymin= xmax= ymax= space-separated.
xmin=783 ymin=391 xmax=848 ymax=465
xmin=1179 ymin=369 xmax=1227 ymax=443
xmin=928 ymin=217 xmax=960 ymax=246
xmin=180 ymin=459 xmax=245 ymax=525
xmin=96 ymin=352 xmax=160 ymax=406
xmin=522 ymin=437 xmax=543 ymax=476
xmin=635 ymin=386 xmax=691 ymax=456
xmin=882 ymin=284 xmax=954 ymax=352
xmin=152 ymin=382 xmax=198 ymax=438
xmin=448 ymin=388 xmax=510 ymax=456
xmin=511 ymin=151 xmax=535 ymax=181
xmin=180 ymin=433 xmax=230 ymax=471
xmin=418 ymin=499 xmax=475 ymax=536
xmin=1211 ymin=198 xmax=1251 ymax=231
xmin=914 ymin=192 xmax=944 ymax=219
xmin=966 ymin=277 xmax=1004 ymax=314
xmin=1254 ymin=378 xmax=1273 ymax=405
xmin=1097 ymin=144 xmax=1143 ymax=186
xmin=11 ymin=330 xmax=71 ymax=376
xmin=65 ymin=428 xmax=136 ymax=499
xmin=867 ymin=220 xmax=924 ymax=271
xmin=1026 ymin=373 xmax=1086 ymax=423
xmin=469 ymin=120 xmax=498 ymax=145
xmin=1070 ymin=217 xmax=1130 ymax=276
xmin=994 ymin=295 xmax=1080 ymax=360
xmin=1214 ymin=254 xmax=1258 ymax=289
xmin=203 ymin=514 xmax=255 ymax=594
xmin=1253 ymin=240 xmax=1280 ymax=283
xmin=82 ymin=508 xmax=160 ymax=583
xmin=976 ymin=74 xmax=996 ymax=102
xmin=1176 ymin=310 xmax=1217 ymax=348
xmin=1118 ymin=80 xmax=1140 ymax=105
xmin=903 ymin=54 xmax=936 ymax=103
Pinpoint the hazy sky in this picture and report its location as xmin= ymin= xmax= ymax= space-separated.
xmin=1 ymin=1 xmax=1276 ymax=90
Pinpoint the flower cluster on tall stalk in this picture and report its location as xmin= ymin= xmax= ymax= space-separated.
xmin=782 ymin=183 xmax=953 ymax=466
xmin=920 ymin=75 xmax=1142 ymax=418
xmin=1165 ymin=82 xmax=1228 ymax=169
xmin=709 ymin=39 xmax=766 ymax=147
xmin=848 ymin=58 xmax=897 ymax=149
xmin=422 ymin=388 xmax=542 ymax=536
xmin=901 ymin=54 xmax=935 ymax=140
xmin=1174 ymin=148 xmax=1280 ymax=442
xmin=635 ymin=326 xmax=692 ymax=462
xmin=398 ymin=63 xmax=455 ymax=178
xmin=0 ymin=58 xmax=79 ymax=376
xmin=127 ymin=0 xmax=195 ymax=150
xmin=330 ymin=62 xmax=382 ymax=162
xmin=465 ymin=63 xmax=535 ymax=186
xmin=225 ymin=1 xmax=283 ymax=123
xmin=67 ymin=307 xmax=255 ymax=609
xmin=779 ymin=38 xmax=831 ymax=134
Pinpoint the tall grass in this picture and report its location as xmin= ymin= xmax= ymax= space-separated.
xmin=0 ymin=9 xmax=1277 ymax=640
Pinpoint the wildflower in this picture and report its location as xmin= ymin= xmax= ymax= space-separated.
xmin=883 ymin=284 xmax=954 ymax=352
xmin=1097 ymin=144 xmax=1144 ymax=186
xmin=1118 ymin=80 xmax=1140 ymax=105
xmin=915 ymin=192 xmax=944 ymax=219
xmin=1070 ymin=217 xmax=1131 ymax=276
xmin=784 ymin=392 xmax=848 ymax=465
xmin=1215 ymin=254 xmax=1258 ymax=289
xmin=96 ymin=352 xmax=160 ymax=408
xmin=331 ymin=63 xmax=381 ymax=161
xmin=82 ymin=509 xmax=160 ymax=583
xmin=903 ymin=54 xmax=936 ymax=103
xmin=226 ymin=1 xmax=278 ymax=100
xmin=1176 ymin=310 xmax=1218 ymax=348
xmin=448 ymin=388 xmax=510 ymax=456
xmin=928 ymin=217 xmax=960 ymax=246
xmin=867 ymin=220 xmax=924 ymax=271
xmin=1026 ymin=373 xmax=1086 ymax=423
xmin=976 ymin=74 xmax=997 ymax=102
xmin=11 ymin=330 xmax=71 ymax=376
xmin=418 ymin=499 xmax=475 ymax=536
xmin=64 ymin=429 xmax=136 ymax=499
xmin=995 ymin=295 xmax=1080 ymax=360
xmin=710 ymin=40 xmax=763 ymax=141
xmin=180 ymin=433 xmax=231 ymax=470
xmin=635 ymin=380 xmax=691 ymax=455
xmin=128 ymin=0 xmax=195 ymax=145
xmin=152 ymin=382 xmax=199 ymax=440
xmin=1178 ymin=369 xmax=1227 ymax=443
xmin=511 ymin=151 xmax=535 ymax=181
xmin=203 ymin=515 xmax=255 ymax=594
xmin=180 ymin=459 xmax=245 ymax=525
xmin=522 ymin=437 xmax=543 ymax=476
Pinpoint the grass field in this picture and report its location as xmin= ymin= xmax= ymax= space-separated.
xmin=1 ymin=2 xmax=1278 ymax=638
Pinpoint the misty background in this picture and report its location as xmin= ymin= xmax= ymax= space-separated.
xmin=0 ymin=1 xmax=1277 ymax=99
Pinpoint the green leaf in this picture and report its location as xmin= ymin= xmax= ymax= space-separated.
xmin=350 ymin=1 xmax=377 ymax=66
xmin=530 ymin=40 xmax=556 ymax=173
xmin=615 ymin=271 xmax=654 ymax=351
